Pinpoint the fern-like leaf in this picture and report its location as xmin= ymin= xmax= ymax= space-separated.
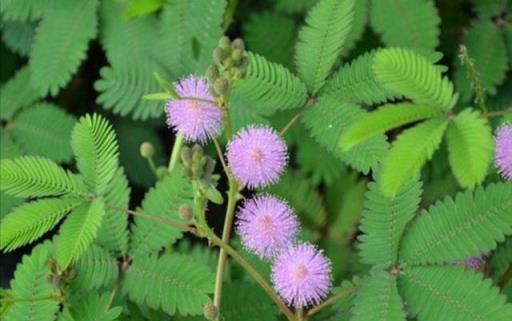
xmin=56 ymin=198 xmax=106 ymax=269
xmin=446 ymin=109 xmax=493 ymax=188
xmin=68 ymin=292 xmax=122 ymax=321
xmin=373 ymin=47 xmax=457 ymax=110
xmin=232 ymin=52 xmax=307 ymax=112
xmin=0 ymin=0 xmax=52 ymax=22
xmin=340 ymin=103 xmax=442 ymax=151
xmin=222 ymin=282 xmax=278 ymax=321
xmin=0 ymin=196 xmax=82 ymax=252
xmin=490 ymin=238 xmax=512 ymax=282
xmin=398 ymin=265 xmax=512 ymax=321
xmin=1 ymin=20 xmax=35 ymax=57
xmin=129 ymin=168 xmax=194 ymax=258
xmin=380 ymin=118 xmax=448 ymax=197
xmin=322 ymin=50 xmax=401 ymax=105
xmin=29 ymin=0 xmax=98 ymax=96
xmin=295 ymin=0 xmax=355 ymax=92
xmin=95 ymin=168 xmax=130 ymax=255
xmin=399 ymin=182 xmax=512 ymax=265
xmin=351 ymin=272 xmax=406 ymax=321
xmin=358 ymin=177 xmax=421 ymax=267
xmin=369 ymin=0 xmax=440 ymax=56
xmin=124 ymin=254 xmax=214 ymax=316
xmin=0 ymin=66 xmax=43 ymax=121
xmin=72 ymin=244 xmax=119 ymax=291
xmin=3 ymin=242 xmax=59 ymax=321
xmin=0 ymin=156 xmax=84 ymax=198
xmin=9 ymin=103 xmax=76 ymax=162
xmin=71 ymin=114 xmax=119 ymax=196
xmin=302 ymin=94 xmax=389 ymax=173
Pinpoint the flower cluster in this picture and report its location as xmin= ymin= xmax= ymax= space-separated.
xmin=495 ymin=123 xmax=512 ymax=181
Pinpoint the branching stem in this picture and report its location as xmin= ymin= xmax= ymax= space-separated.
xmin=168 ymin=133 xmax=184 ymax=174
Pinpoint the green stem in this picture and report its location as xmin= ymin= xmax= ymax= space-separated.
xmin=146 ymin=157 xmax=158 ymax=179
xmin=497 ymin=264 xmax=512 ymax=289
xmin=296 ymin=307 xmax=304 ymax=321
xmin=482 ymin=108 xmax=512 ymax=118
xmin=213 ymin=179 xmax=239 ymax=310
xmin=168 ymin=134 xmax=184 ymax=173
xmin=207 ymin=231 xmax=296 ymax=321
xmin=305 ymin=287 xmax=356 ymax=319
xmin=459 ymin=45 xmax=487 ymax=113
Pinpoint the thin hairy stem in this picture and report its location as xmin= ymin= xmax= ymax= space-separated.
xmin=305 ymin=286 xmax=356 ymax=319
xmin=168 ymin=133 xmax=184 ymax=174
xmin=280 ymin=112 xmax=303 ymax=136
xmin=1 ymin=294 xmax=62 ymax=303
xmin=459 ymin=45 xmax=487 ymax=113
xmin=146 ymin=157 xmax=158 ymax=179
xmin=497 ymin=264 xmax=512 ymax=289
xmin=212 ymin=138 xmax=229 ymax=176
xmin=482 ymin=108 xmax=512 ymax=118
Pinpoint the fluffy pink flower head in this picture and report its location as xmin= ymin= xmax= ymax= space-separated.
xmin=166 ymin=76 xmax=223 ymax=143
xmin=236 ymin=194 xmax=299 ymax=260
xmin=226 ymin=125 xmax=288 ymax=189
xmin=495 ymin=123 xmax=512 ymax=180
xmin=272 ymin=243 xmax=332 ymax=307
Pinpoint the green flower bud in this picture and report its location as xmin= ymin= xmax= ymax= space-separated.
xmin=218 ymin=36 xmax=231 ymax=50
xmin=205 ymin=157 xmax=216 ymax=175
xmin=223 ymin=57 xmax=234 ymax=68
xmin=179 ymin=204 xmax=194 ymax=221
xmin=180 ymin=146 xmax=192 ymax=166
xmin=206 ymin=65 xmax=219 ymax=82
xmin=139 ymin=142 xmax=155 ymax=158
xmin=191 ymin=163 xmax=204 ymax=178
xmin=192 ymin=144 xmax=204 ymax=162
xmin=231 ymin=38 xmax=245 ymax=51
xmin=213 ymin=47 xmax=226 ymax=65
xmin=183 ymin=167 xmax=193 ymax=178
xmin=231 ymin=48 xmax=243 ymax=62
xmin=156 ymin=166 xmax=168 ymax=179
xmin=213 ymin=78 xmax=229 ymax=95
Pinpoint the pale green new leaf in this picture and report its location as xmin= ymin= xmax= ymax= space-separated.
xmin=71 ymin=114 xmax=119 ymax=195
xmin=129 ymin=168 xmax=194 ymax=258
xmin=399 ymin=182 xmax=512 ymax=265
xmin=124 ymin=254 xmax=214 ymax=316
xmin=72 ymin=244 xmax=119 ymax=291
xmin=295 ymin=0 xmax=355 ymax=92
xmin=380 ymin=118 xmax=448 ymax=197
xmin=0 ymin=156 xmax=84 ymax=198
xmin=322 ymin=50 xmax=401 ymax=105
xmin=351 ymin=272 xmax=406 ymax=321
xmin=446 ymin=109 xmax=493 ymax=188
xmin=370 ymin=0 xmax=440 ymax=56
xmin=3 ymin=243 xmax=59 ymax=321
xmin=232 ymin=52 xmax=307 ymax=112
xmin=9 ymin=103 xmax=76 ymax=162
xmin=29 ymin=0 xmax=98 ymax=96
xmin=399 ymin=266 xmax=512 ymax=321
xmin=341 ymin=103 xmax=442 ymax=151
xmin=0 ymin=196 xmax=82 ymax=252
xmin=0 ymin=66 xmax=43 ymax=121
xmin=373 ymin=47 xmax=457 ymax=110
xmin=358 ymin=177 xmax=422 ymax=267
xmin=56 ymin=198 xmax=106 ymax=269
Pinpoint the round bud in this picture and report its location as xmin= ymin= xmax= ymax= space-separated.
xmin=183 ymin=167 xmax=193 ymax=178
xmin=213 ymin=78 xmax=229 ymax=95
xmin=203 ymin=304 xmax=219 ymax=321
xmin=218 ymin=36 xmax=231 ymax=50
xmin=231 ymin=38 xmax=245 ymax=51
xmin=139 ymin=142 xmax=155 ymax=158
xmin=231 ymin=48 xmax=243 ymax=62
xmin=206 ymin=65 xmax=219 ymax=82
xmin=223 ymin=57 xmax=234 ymax=68
xmin=180 ymin=147 xmax=192 ymax=165
xmin=205 ymin=157 xmax=216 ymax=175
xmin=192 ymin=144 xmax=204 ymax=161
xmin=156 ymin=166 xmax=168 ymax=179
xmin=213 ymin=48 xmax=226 ymax=65
xmin=191 ymin=163 xmax=204 ymax=178
xmin=179 ymin=204 xmax=194 ymax=221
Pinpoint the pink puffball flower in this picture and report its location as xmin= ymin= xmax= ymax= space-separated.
xmin=226 ymin=125 xmax=288 ymax=189
xmin=236 ymin=194 xmax=299 ymax=260
xmin=495 ymin=123 xmax=512 ymax=180
xmin=272 ymin=243 xmax=332 ymax=307
xmin=165 ymin=76 xmax=223 ymax=143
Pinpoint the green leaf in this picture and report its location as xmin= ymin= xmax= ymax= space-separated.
xmin=380 ymin=118 xmax=448 ymax=197
xmin=455 ymin=21 xmax=509 ymax=103
xmin=0 ymin=66 xmax=43 ymax=121
xmin=302 ymin=94 xmax=389 ymax=173
xmin=358 ymin=177 xmax=421 ymax=267
xmin=72 ymin=244 xmax=119 ymax=291
xmin=56 ymin=198 xmax=106 ymax=269
xmin=71 ymin=114 xmax=119 ymax=195
xmin=1 ymin=20 xmax=36 ymax=57
xmin=0 ymin=192 xmax=23 ymax=221
xmin=351 ymin=272 xmax=406 ymax=321
xmin=399 ymin=182 xmax=512 ymax=265
xmin=398 ymin=265 xmax=512 ymax=321
xmin=68 ymin=292 xmax=122 ymax=321
xmin=9 ymin=103 xmax=76 ymax=162
xmin=29 ymin=0 xmax=98 ymax=96
xmin=0 ymin=156 xmax=84 ymax=198
xmin=322 ymin=50 xmax=401 ymax=105
xmin=124 ymin=254 xmax=214 ymax=316
xmin=446 ymin=109 xmax=493 ymax=188
xmin=373 ymin=47 xmax=457 ymax=110
xmin=124 ymin=0 xmax=166 ymax=19
xmin=0 ymin=196 xmax=82 ymax=252
xmin=490 ymin=238 xmax=512 ymax=282
xmin=129 ymin=168 xmax=194 ymax=258
xmin=341 ymin=103 xmax=442 ymax=151
xmin=369 ymin=0 xmax=440 ymax=56
xmin=222 ymin=282 xmax=278 ymax=321
xmin=0 ymin=130 xmax=23 ymax=159
xmin=3 ymin=242 xmax=59 ymax=321
xmin=0 ymin=0 xmax=52 ymax=21
xmin=232 ymin=52 xmax=307 ymax=112
xmin=295 ymin=0 xmax=356 ymax=92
